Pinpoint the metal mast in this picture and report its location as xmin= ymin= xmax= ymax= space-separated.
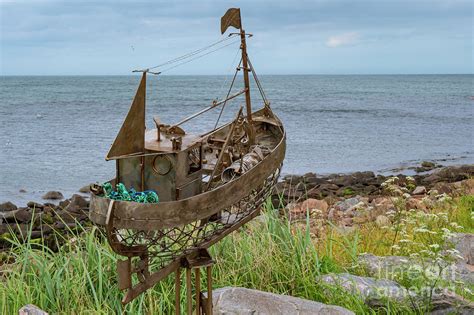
xmin=239 ymin=25 xmax=252 ymax=123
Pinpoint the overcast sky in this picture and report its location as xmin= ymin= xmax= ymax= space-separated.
xmin=1 ymin=0 xmax=472 ymax=75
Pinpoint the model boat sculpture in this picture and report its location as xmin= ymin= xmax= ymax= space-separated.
xmin=89 ymin=8 xmax=286 ymax=313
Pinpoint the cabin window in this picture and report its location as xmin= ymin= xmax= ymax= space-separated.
xmin=152 ymin=155 xmax=172 ymax=176
xmin=188 ymin=146 xmax=202 ymax=174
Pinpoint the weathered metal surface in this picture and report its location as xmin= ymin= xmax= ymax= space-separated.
xmin=89 ymin=8 xmax=286 ymax=310
xmin=90 ymin=128 xmax=285 ymax=230
xmin=117 ymin=259 xmax=132 ymax=290
xmin=145 ymin=129 xmax=200 ymax=153
xmin=114 ymin=165 xmax=281 ymax=305
xmin=117 ymin=157 xmax=142 ymax=192
xmin=122 ymin=258 xmax=182 ymax=304
xmin=220 ymin=8 xmax=241 ymax=34
xmin=106 ymin=73 xmax=146 ymax=160
xmin=206 ymin=107 xmax=242 ymax=190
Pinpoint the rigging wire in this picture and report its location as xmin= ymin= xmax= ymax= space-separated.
xmin=136 ymin=34 xmax=239 ymax=72
xmin=214 ymin=58 xmax=242 ymax=129
xmin=215 ymin=44 xmax=242 ymax=100
xmin=247 ymin=55 xmax=269 ymax=105
xmin=154 ymin=39 xmax=241 ymax=74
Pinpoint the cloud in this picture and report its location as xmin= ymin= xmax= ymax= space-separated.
xmin=326 ymin=32 xmax=359 ymax=48
xmin=1 ymin=1 xmax=472 ymax=74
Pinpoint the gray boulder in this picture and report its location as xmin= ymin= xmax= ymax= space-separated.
xmin=333 ymin=197 xmax=362 ymax=212
xmin=429 ymin=291 xmax=474 ymax=315
xmin=412 ymin=186 xmax=426 ymax=195
xmin=449 ymin=233 xmax=473 ymax=265
xmin=0 ymin=201 xmax=17 ymax=212
xmin=27 ymin=201 xmax=44 ymax=210
xmin=0 ymin=208 xmax=32 ymax=223
xmin=318 ymin=273 xmax=413 ymax=305
xmin=18 ymin=304 xmax=48 ymax=315
xmin=209 ymin=286 xmax=354 ymax=315
xmin=79 ymin=184 xmax=92 ymax=193
xmin=41 ymin=191 xmax=64 ymax=200
xmin=318 ymin=273 xmax=474 ymax=313
xmin=65 ymin=194 xmax=89 ymax=212
xmin=359 ymin=253 xmax=474 ymax=286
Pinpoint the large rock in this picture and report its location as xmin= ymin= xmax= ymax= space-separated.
xmin=19 ymin=304 xmax=48 ymax=315
xmin=0 ymin=201 xmax=17 ymax=212
xmin=449 ymin=233 xmax=473 ymax=265
xmin=65 ymin=194 xmax=89 ymax=212
xmin=412 ymin=186 xmax=426 ymax=195
xmin=0 ymin=208 xmax=32 ymax=223
xmin=318 ymin=273 xmax=474 ymax=313
xmin=318 ymin=273 xmax=412 ymax=305
xmin=333 ymin=197 xmax=362 ymax=212
xmin=55 ymin=210 xmax=83 ymax=224
xmin=291 ymin=198 xmax=329 ymax=216
xmin=359 ymin=253 xmax=474 ymax=286
xmin=328 ymin=171 xmax=377 ymax=188
xmin=454 ymin=178 xmax=474 ymax=195
xmin=429 ymin=291 xmax=474 ymax=315
xmin=41 ymin=191 xmax=64 ymax=200
xmin=79 ymin=184 xmax=92 ymax=193
xmin=423 ymin=165 xmax=474 ymax=185
xmin=27 ymin=201 xmax=44 ymax=210
xmin=209 ymin=287 xmax=354 ymax=315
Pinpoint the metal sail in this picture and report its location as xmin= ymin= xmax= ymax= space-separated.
xmin=221 ymin=8 xmax=241 ymax=34
xmin=106 ymin=73 xmax=146 ymax=160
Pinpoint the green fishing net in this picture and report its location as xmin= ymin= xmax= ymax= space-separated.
xmin=102 ymin=182 xmax=159 ymax=203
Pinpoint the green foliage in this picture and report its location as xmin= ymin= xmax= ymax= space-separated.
xmin=0 ymin=195 xmax=472 ymax=314
xmin=451 ymin=195 xmax=474 ymax=233
xmin=342 ymin=187 xmax=355 ymax=196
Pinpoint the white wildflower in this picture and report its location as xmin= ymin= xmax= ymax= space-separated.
xmin=449 ymin=222 xmax=463 ymax=230
xmin=414 ymin=227 xmax=429 ymax=233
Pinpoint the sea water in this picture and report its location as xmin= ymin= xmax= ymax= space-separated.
xmin=1 ymin=74 xmax=473 ymax=204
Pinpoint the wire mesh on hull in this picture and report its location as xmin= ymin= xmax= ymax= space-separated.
xmin=107 ymin=167 xmax=281 ymax=272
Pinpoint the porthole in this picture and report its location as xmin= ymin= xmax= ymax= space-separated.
xmin=152 ymin=155 xmax=172 ymax=176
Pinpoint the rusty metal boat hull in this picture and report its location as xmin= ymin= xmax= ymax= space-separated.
xmin=90 ymin=129 xmax=285 ymax=231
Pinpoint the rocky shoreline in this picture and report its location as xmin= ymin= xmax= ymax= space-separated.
xmin=1 ymin=164 xmax=473 ymax=252
xmin=271 ymin=164 xmax=474 ymax=228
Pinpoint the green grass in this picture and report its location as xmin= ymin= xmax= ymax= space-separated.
xmin=0 ymin=195 xmax=472 ymax=314
xmin=450 ymin=195 xmax=474 ymax=233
